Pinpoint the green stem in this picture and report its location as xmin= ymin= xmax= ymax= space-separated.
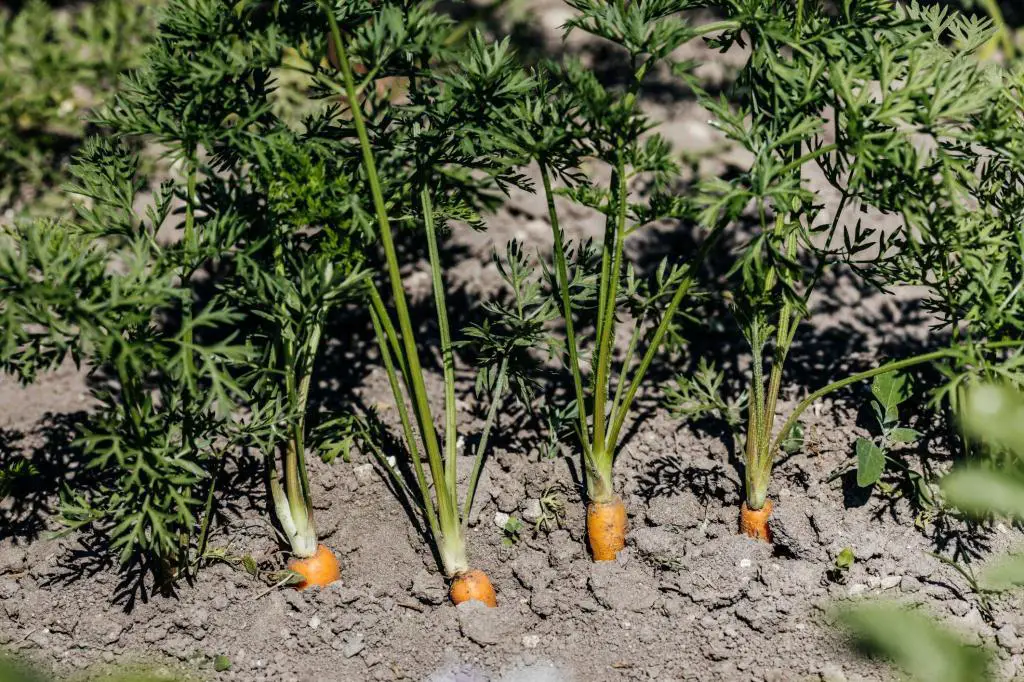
xmin=367 ymin=285 xmax=409 ymax=379
xmin=369 ymin=307 xmax=441 ymax=540
xmin=181 ymin=159 xmax=198 ymax=442
xmin=593 ymin=157 xmax=628 ymax=455
xmin=462 ymin=357 xmax=508 ymax=528
xmin=539 ymin=162 xmax=592 ymax=459
xmin=193 ymin=448 xmax=223 ymax=571
xmin=769 ymin=340 xmax=1024 ymax=458
xmin=607 ymin=318 xmax=642 ymax=448
xmin=980 ymin=0 xmax=1014 ymax=59
xmin=778 ymin=143 xmax=837 ymax=179
xmin=422 ymin=189 xmax=459 ymax=499
xmin=325 ymin=6 xmax=455 ymax=536
xmin=179 ymin=156 xmax=198 ymax=572
xmin=605 ymin=222 xmax=727 ymax=453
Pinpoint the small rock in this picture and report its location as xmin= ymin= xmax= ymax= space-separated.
xmin=308 ymin=615 xmax=321 ymax=630
xmin=353 ymin=463 xmax=375 ymax=487
xmin=493 ymin=511 xmax=511 ymax=529
xmin=409 ymin=569 xmax=446 ymax=605
xmin=342 ymin=634 xmax=364 ymax=658
xmin=866 ymin=576 xmax=881 ymax=589
xmin=522 ymin=634 xmax=541 ymax=649
xmin=769 ymin=504 xmax=818 ymax=559
xmin=880 ymin=575 xmax=902 ymax=591
xmin=457 ymin=601 xmax=509 ymax=646
xmin=211 ymin=595 xmax=230 ymax=611
xmin=900 ymin=578 xmax=922 ymax=594
xmin=100 ymin=624 xmax=125 ymax=646
xmin=521 ymin=499 xmax=543 ymax=525
xmin=847 ymin=583 xmax=868 ymax=597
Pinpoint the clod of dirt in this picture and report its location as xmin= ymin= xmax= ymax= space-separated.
xmin=769 ymin=502 xmax=819 ymax=559
xmin=588 ymin=562 xmax=658 ymax=612
xmin=511 ymin=552 xmax=555 ymax=592
xmin=546 ymin=530 xmax=581 ymax=567
xmin=633 ymin=527 xmax=684 ymax=565
xmin=529 ymin=589 xmax=557 ymax=618
xmin=0 ymin=546 xmax=27 ymax=574
xmin=456 ymin=601 xmax=510 ymax=646
xmin=645 ymin=494 xmax=703 ymax=529
xmin=410 ymin=568 xmax=447 ymax=605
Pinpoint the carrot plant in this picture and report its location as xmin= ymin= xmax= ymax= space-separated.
xmin=0 ymin=138 xmax=246 ymax=584
xmin=668 ymin=1 xmax=1024 ymax=539
xmin=0 ymin=0 xmax=369 ymax=586
xmin=318 ymin=0 xmax=535 ymax=604
xmin=498 ymin=1 xmax=739 ymax=561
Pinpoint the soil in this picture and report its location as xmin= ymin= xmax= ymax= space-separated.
xmin=4 ymin=2 xmax=1024 ymax=681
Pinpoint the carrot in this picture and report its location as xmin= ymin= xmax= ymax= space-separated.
xmin=587 ymin=496 xmax=627 ymax=561
xmin=740 ymin=499 xmax=773 ymax=542
xmin=449 ymin=568 xmax=497 ymax=607
xmin=287 ymin=543 xmax=341 ymax=590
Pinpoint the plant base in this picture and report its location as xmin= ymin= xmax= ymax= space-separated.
xmin=449 ymin=568 xmax=497 ymax=607
xmin=740 ymin=500 xmax=773 ymax=542
xmin=287 ymin=544 xmax=341 ymax=590
xmin=587 ymin=496 xmax=627 ymax=561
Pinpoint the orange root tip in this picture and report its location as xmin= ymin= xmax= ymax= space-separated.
xmin=740 ymin=500 xmax=773 ymax=542
xmin=287 ymin=544 xmax=341 ymax=590
xmin=449 ymin=569 xmax=497 ymax=607
xmin=587 ymin=497 xmax=627 ymax=562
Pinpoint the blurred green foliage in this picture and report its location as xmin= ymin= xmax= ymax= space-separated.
xmin=844 ymin=384 xmax=1024 ymax=681
xmin=0 ymin=0 xmax=154 ymax=218
xmin=0 ymin=653 xmax=196 ymax=682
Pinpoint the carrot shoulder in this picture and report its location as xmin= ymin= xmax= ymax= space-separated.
xmin=288 ymin=544 xmax=341 ymax=590
xmin=449 ymin=568 xmax=497 ymax=607
xmin=740 ymin=500 xmax=773 ymax=542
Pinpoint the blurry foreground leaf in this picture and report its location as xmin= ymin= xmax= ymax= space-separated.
xmin=942 ymin=468 xmax=1024 ymax=518
xmin=841 ymin=603 xmax=992 ymax=682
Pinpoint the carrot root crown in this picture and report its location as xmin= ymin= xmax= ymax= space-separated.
xmin=449 ymin=568 xmax=497 ymax=607
xmin=288 ymin=543 xmax=341 ymax=590
xmin=740 ymin=500 xmax=773 ymax=542
xmin=587 ymin=496 xmax=627 ymax=561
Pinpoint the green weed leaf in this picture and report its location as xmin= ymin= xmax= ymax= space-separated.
xmin=890 ymin=427 xmax=922 ymax=444
xmin=856 ymin=438 xmax=885 ymax=487
xmin=871 ymin=372 xmax=910 ymax=422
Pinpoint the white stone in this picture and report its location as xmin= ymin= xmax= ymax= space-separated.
xmin=522 ymin=634 xmax=541 ymax=649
